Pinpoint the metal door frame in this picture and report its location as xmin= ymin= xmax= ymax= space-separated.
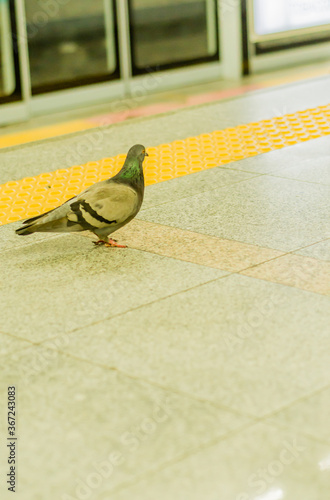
xmin=0 ymin=0 xmax=30 ymax=125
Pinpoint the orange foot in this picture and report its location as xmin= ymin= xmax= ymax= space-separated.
xmin=93 ymin=238 xmax=127 ymax=248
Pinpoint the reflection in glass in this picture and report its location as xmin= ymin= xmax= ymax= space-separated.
xmin=25 ymin=0 xmax=118 ymax=92
xmin=129 ymin=0 xmax=219 ymax=71
xmin=253 ymin=0 xmax=330 ymax=36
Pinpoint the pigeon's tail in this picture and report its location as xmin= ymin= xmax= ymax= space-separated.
xmin=16 ymin=216 xmax=84 ymax=235
xmin=15 ymin=224 xmax=35 ymax=236
xmin=16 ymin=207 xmax=57 ymax=235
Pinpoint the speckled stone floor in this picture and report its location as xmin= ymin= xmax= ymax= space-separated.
xmin=0 ymin=77 xmax=329 ymax=500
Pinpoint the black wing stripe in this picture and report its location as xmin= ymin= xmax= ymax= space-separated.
xmin=80 ymin=201 xmax=117 ymax=225
xmin=70 ymin=200 xmax=117 ymax=227
xmin=69 ymin=201 xmax=94 ymax=230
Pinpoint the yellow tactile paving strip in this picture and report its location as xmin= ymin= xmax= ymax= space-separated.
xmin=1 ymin=104 xmax=330 ymax=225
xmin=0 ymin=120 xmax=95 ymax=149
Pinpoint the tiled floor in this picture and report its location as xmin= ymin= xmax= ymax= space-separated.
xmin=0 ymin=77 xmax=329 ymax=500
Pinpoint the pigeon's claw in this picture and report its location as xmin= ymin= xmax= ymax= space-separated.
xmin=105 ymin=238 xmax=127 ymax=248
xmin=93 ymin=239 xmax=126 ymax=248
xmin=93 ymin=240 xmax=107 ymax=246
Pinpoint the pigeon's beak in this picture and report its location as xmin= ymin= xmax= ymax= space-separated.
xmin=145 ymin=151 xmax=149 ymax=157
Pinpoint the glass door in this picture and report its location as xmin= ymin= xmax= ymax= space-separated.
xmin=128 ymin=0 xmax=219 ymax=73
xmin=25 ymin=0 xmax=120 ymax=94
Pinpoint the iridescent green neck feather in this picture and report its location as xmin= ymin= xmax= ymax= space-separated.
xmin=119 ymin=158 xmax=142 ymax=180
xmin=111 ymin=157 xmax=144 ymax=196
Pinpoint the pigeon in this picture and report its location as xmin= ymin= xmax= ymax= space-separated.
xmin=16 ymin=144 xmax=148 ymax=248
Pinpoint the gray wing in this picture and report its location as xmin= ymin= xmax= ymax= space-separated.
xmin=17 ymin=181 xmax=139 ymax=234
xmin=67 ymin=182 xmax=140 ymax=230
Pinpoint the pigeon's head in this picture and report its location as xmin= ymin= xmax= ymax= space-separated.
xmin=127 ymin=144 xmax=149 ymax=163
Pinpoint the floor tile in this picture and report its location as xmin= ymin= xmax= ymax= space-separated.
xmin=296 ymin=239 xmax=330 ymax=262
xmin=0 ymin=347 xmax=249 ymax=500
xmin=271 ymin=157 xmax=330 ymax=185
xmin=0 ymin=234 xmax=226 ymax=342
xmin=56 ymin=274 xmax=330 ymax=417
xmin=226 ymin=135 xmax=330 ymax=175
xmin=105 ymin=421 xmax=330 ymax=500
xmin=242 ymin=253 xmax=330 ymax=295
xmin=114 ymin=220 xmax=284 ymax=272
xmin=0 ymin=332 xmax=32 ymax=359
xmin=0 ymin=222 xmax=61 ymax=254
xmin=270 ymin=386 xmax=330 ymax=446
xmin=142 ymin=167 xmax=257 ymax=210
xmin=138 ymin=176 xmax=330 ymax=252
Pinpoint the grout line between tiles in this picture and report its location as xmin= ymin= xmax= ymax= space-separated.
xmin=0 ymin=233 xmax=66 ymax=256
xmin=37 ymin=272 xmax=234 ymax=345
xmin=261 ymin=381 xmax=330 ymax=422
xmin=289 ymin=236 xmax=330 ymax=254
xmin=268 ymin=173 xmax=330 ymax=186
xmin=56 ymin=348 xmax=259 ymax=420
xmin=238 ymin=235 xmax=330 ymax=269
xmin=105 ymin=420 xmax=258 ymax=497
xmin=0 ymin=329 xmax=36 ymax=345
xmin=140 ymin=173 xmax=265 ymax=213
xmin=265 ymin=413 xmax=330 ymax=448
xmin=9 ymin=336 xmax=330 ymax=437
xmin=33 ymin=233 xmax=329 ymax=348
xmin=112 ymin=228 xmax=328 ymax=296
xmin=50 ymin=340 xmax=330 ymax=428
